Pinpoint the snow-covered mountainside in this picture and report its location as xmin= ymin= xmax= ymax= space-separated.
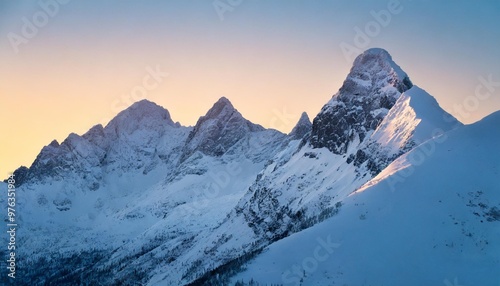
xmin=233 ymin=111 xmax=500 ymax=286
xmin=1 ymin=97 xmax=285 ymax=285
xmin=148 ymin=48 xmax=462 ymax=285
xmin=14 ymin=100 xmax=188 ymax=188
xmin=310 ymin=47 xmax=413 ymax=155
xmin=180 ymin=97 xmax=266 ymax=161
xmin=2 ymin=47 xmax=492 ymax=286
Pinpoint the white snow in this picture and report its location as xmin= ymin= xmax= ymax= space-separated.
xmin=232 ymin=111 xmax=500 ymax=286
xmin=5 ymin=48 xmax=497 ymax=286
xmin=369 ymin=85 xmax=462 ymax=156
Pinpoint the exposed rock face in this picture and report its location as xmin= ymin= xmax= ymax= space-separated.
xmin=104 ymin=99 xmax=176 ymax=138
xmin=5 ymin=48 xmax=472 ymax=286
xmin=13 ymin=100 xmax=189 ymax=187
xmin=310 ymin=48 xmax=413 ymax=154
xmin=6 ymin=96 xmax=288 ymax=285
xmin=289 ymin=112 xmax=312 ymax=140
xmin=181 ymin=97 xmax=265 ymax=161
xmin=346 ymin=85 xmax=462 ymax=176
xmin=173 ymin=49 xmax=461 ymax=285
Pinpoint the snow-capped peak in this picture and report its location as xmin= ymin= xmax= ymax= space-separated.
xmin=289 ymin=112 xmax=312 ymax=140
xmin=181 ymin=97 xmax=265 ymax=160
xmin=82 ymin=124 xmax=106 ymax=147
xmin=48 ymin=139 xmax=60 ymax=148
xmin=9 ymin=47 xmax=498 ymax=286
xmin=204 ymin=96 xmax=236 ymax=119
xmin=233 ymin=108 xmax=500 ymax=285
xmin=310 ymin=48 xmax=413 ymax=154
xmin=295 ymin=112 xmax=311 ymax=128
xmin=349 ymin=48 xmax=411 ymax=93
xmin=13 ymin=100 xmax=187 ymax=187
xmin=105 ymin=100 xmax=176 ymax=137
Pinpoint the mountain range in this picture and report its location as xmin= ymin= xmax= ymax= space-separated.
xmin=1 ymin=48 xmax=498 ymax=286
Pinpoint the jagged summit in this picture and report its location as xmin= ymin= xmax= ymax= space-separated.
xmin=289 ymin=112 xmax=312 ymax=140
xmin=233 ymin=108 xmax=500 ymax=286
xmin=310 ymin=48 xmax=413 ymax=154
xmin=109 ymin=99 xmax=174 ymax=124
xmin=204 ymin=96 xmax=235 ymax=119
xmin=352 ymin=48 xmax=405 ymax=71
xmin=296 ymin=112 xmax=311 ymax=125
xmin=105 ymin=99 xmax=176 ymax=137
xmin=132 ymin=98 xmax=165 ymax=109
xmin=12 ymin=100 xmax=187 ymax=186
xmin=7 ymin=47 xmax=500 ymax=286
xmin=181 ymin=97 xmax=266 ymax=160
xmin=48 ymin=139 xmax=60 ymax=148
xmin=116 ymin=99 xmax=170 ymax=117
xmin=191 ymin=97 xmax=244 ymax=129
xmin=349 ymin=48 xmax=412 ymax=93
xmin=82 ymin=124 xmax=106 ymax=146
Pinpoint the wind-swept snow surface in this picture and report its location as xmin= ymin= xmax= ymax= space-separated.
xmin=3 ymin=48 xmax=495 ymax=286
xmin=233 ymin=112 xmax=500 ymax=286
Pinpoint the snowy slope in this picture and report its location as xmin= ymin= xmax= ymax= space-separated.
xmin=232 ymin=111 xmax=500 ymax=286
xmin=348 ymin=85 xmax=463 ymax=176
xmin=3 ymin=97 xmax=286 ymax=285
xmin=7 ymin=100 xmax=194 ymax=272
xmin=241 ymin=50 xmax=439 ymax=232
xmin=14 ymin=100 xmax=188 ymax=188
xmin=2 ymin=47 xmax=488 ymax=286
xmin=368 ymin=85 xmax=461 ymax=157
xmin=147 ymin=49 xmax=463 ymax=285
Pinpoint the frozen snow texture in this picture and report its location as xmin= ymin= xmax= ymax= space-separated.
xmin=310 ymin=47 xmax=413 ymax=155
xmin=3 ymin=48 xmax=494 ymax=286
xmin=233 ymin=111 xmax=500 ymax=286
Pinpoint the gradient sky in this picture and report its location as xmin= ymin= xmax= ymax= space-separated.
xmin=1 ymin=0 xmax=500 ymax=178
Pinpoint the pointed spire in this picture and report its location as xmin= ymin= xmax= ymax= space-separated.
xmin=181 ymin=97 xmax=264 ymax=161
xmin=204 ymin=97 xmax=236 ymax=120
xmin=289 ymin=112 xmax=312 ymax=139
xmin=48 ymin=139 xmax=60 ymax=148
xmin=348 ymin=48 xmax=412 ymax=94
xmin=310 ymin=48 xmax=413 ymax=154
